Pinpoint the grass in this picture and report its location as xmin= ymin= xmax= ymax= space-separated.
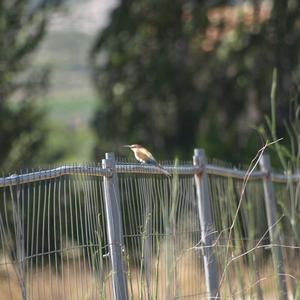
xmin=0 ymin=244 xmax=285 ymax=300
xmin=0 ymin=255 xmax=109 ymax=300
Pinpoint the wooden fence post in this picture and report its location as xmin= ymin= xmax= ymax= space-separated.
xmin=102 ymin=153 xmax=128 ymax=300
xmin=193 ymin=149 xmax=219 ymax=299
xmin=259 ymin=154 xmax=288 ymax=300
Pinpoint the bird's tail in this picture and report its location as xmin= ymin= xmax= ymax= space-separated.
xmin=157 ymin=164 xmax=172 ymax=177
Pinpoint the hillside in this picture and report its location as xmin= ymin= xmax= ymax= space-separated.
xmin=35 ymin=0 xmax=118 ymax=162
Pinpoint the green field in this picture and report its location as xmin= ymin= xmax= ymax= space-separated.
xmin=35 ymin=28 xmax=98 ymax=163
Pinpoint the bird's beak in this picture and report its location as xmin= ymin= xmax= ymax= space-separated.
xmin=122 ymin=145 xmax=131 ymax=148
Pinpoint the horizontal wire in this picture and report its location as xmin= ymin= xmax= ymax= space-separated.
xmin=0 ymin=162 xmax=299 ymax=187
xmin=0 ymin=165 xmax=110 ymax=187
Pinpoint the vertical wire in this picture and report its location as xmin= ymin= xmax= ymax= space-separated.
xmin=146 ymin=175 xmax=155 ymax=299
xmin=25 ymin=181 xmax=30 ymax=298
xmin=60 ymin=172 xmax=67 ymax=300
xmin=62 ymin=173 xmax=69 ymax=299
xmin=29 ymin=180 xmax=36 ymax=300
xmin=94 ymin=171 xmax=102 ymax=299
xmin=138 ymin=174 xmax=149 ymax=299
xmin=161 ymin=174 xmax=169 ymax=296
xmin=93 ymin=169 xmax=106 ymax=299
xmin=55 ymin=173 xmax=61 ymax=299
xmin=80 ymin=171 xmax=90 ymax=296
xmin=137 ymin=175 xmax=146 ymax=299
xmin=186 ymin=176 xmax=192 ymax=297
xmin=247 ymin=180 xmax=264 ymax=299
xmin=123 ymin=173 xmax=136 ymax=297
xmin=53 ymin=172 xmax=60 ymax=298
xmin=152 ymin=175 xmax=159 ymax=296
xmin=3 ymin=186 xmax=16 ymax=263
xmin=152 ymin=176 xmax=158 ymax=300
xmin=9 ymin=185 xmax=20 ymax=292
xmin=89 ymin=171 xmax=98 ymax=299
xmin=154 ymin=175 xmax=163 ymax=298
xmin=97 ymin=175 xmax=106 ymax=299
xmin=0 ymin=186 xmax=14 ymax=300
xmin=140 ymin=173 xmax=152 ymax=299
xmin=190 ymin=174 xmax=198 ymax=297
xmin=121 ymin=174 xmax=134 ymax=299
xmin=151 ymin=175 xmax=157 ymax=296
xmin=98 ymin=174 xmax=107 ymax=298
xmin=130 ymin=174 xmax=143 ymax=294
xmin=47 ymin=173 xmax=54 ymax=300
xmin=35 ymin=173 xmax=42 ymax=299
xmin=11 ymin=178 xmax=27 ymax=299
xmin=172 ymin=175 xmax=179 ymax=298
xmin=73 ymin=171 xmax=84 ymax=300
xmin=85 ymin=171 xmax=94 ymax=298
xmin=177 ymin=176 xmax=184 ymax=298
xmin=76 ymin=170 xmax=86 ymax=298
xmin=82 ymin=168 xmax=94 ymax=296
xmin=95 ymin=174 xmax=104 ymax=298
xmin=0 ymin=224 xmax=14 ymax=300
xmin=84 ymin=168 xmax=96 ymax=298
xmin=213 ymin=175 xmax=232 ymax=297
xmin=90 ymin=171 xmax=101 ymax=299
xmin=81 ymin=171 xmax=90 ymax=294
xmin=69 ymin=173 xmax=80 ymax=300
xmin=78 ymin=170 xmax=87 ymax=295
xmin=97 ymin=174 xmax=110 ymax=298
xmin=41 ymin=175 xmax=47 ymax=300
xmin=21 ymin=176 xmax=26 ymax=299
xmin=186 ymin=176 xmax=194 ymax=296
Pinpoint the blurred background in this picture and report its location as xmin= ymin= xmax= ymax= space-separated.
xmin=1 ymin=0 xmax=299 ymax=171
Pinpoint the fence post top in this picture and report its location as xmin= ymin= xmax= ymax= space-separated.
xmin=259 ymin=153 xmax=272 ymax=172
xmin=193 ymin=148 xmax=207 ymax=167
xmin=194 ymin=148 xmax=205 ymax=157
xmin=105 ymin=152 xmax=115 ymax=160
xmin=102 ymin=159 xmax=108 ymax=168
xmin=102 ymin=153 xmax=116 ymax=167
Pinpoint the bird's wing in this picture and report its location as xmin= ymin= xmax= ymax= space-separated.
xmin=138 ymin=148 xmax=157 ymax=163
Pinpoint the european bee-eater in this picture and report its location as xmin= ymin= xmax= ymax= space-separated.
xmin=123 ymin=144 xmax=171 ymax=177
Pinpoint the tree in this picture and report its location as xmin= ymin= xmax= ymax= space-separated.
xmin=90 ymin=0 xmax=208 ymax=159
xmin=90 ymin=0 xmax=300 ymax=163
xmin=0 ymin=0 xmax=62 ymax=170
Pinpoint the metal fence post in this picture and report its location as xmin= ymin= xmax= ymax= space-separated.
xmin=193 ymin=149 xmax=219 ymax=299
xmin=259 ymin=154 xmax=288 ymax=300
xmin=102 ymin=153 xmax=128 ymax=300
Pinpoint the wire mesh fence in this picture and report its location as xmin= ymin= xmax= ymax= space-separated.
xmin=0 ymin=150 xmax=299 ymax=299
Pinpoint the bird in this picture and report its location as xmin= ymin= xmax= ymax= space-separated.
xmin=123 ymin=144 xmax=171 ymax=177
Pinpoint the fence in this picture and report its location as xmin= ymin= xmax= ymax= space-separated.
xmin=0 ymin=149 xmax=299 ymax=299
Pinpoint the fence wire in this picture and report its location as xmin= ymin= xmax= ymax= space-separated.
xmin=0 ymin=160 xmax=299 ymax=299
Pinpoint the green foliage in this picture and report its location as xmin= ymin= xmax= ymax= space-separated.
xmin=0 ymin=0 xmax=62 ymax=170
xmin=260 ymin=69 xmax=300 ymax=251
xmin=90 ymin=0 xmax=300 ymax=163
xmin=90 ymin=0 xmax=205 ymax=159
xmin=259 ymin=69 xmax=300 ymax=171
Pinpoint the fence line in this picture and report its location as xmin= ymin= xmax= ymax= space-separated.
xmin=1 ymin=160 xmax=300 ymax=188
xmin=0 ymin=149 xmax=299 ymax=299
